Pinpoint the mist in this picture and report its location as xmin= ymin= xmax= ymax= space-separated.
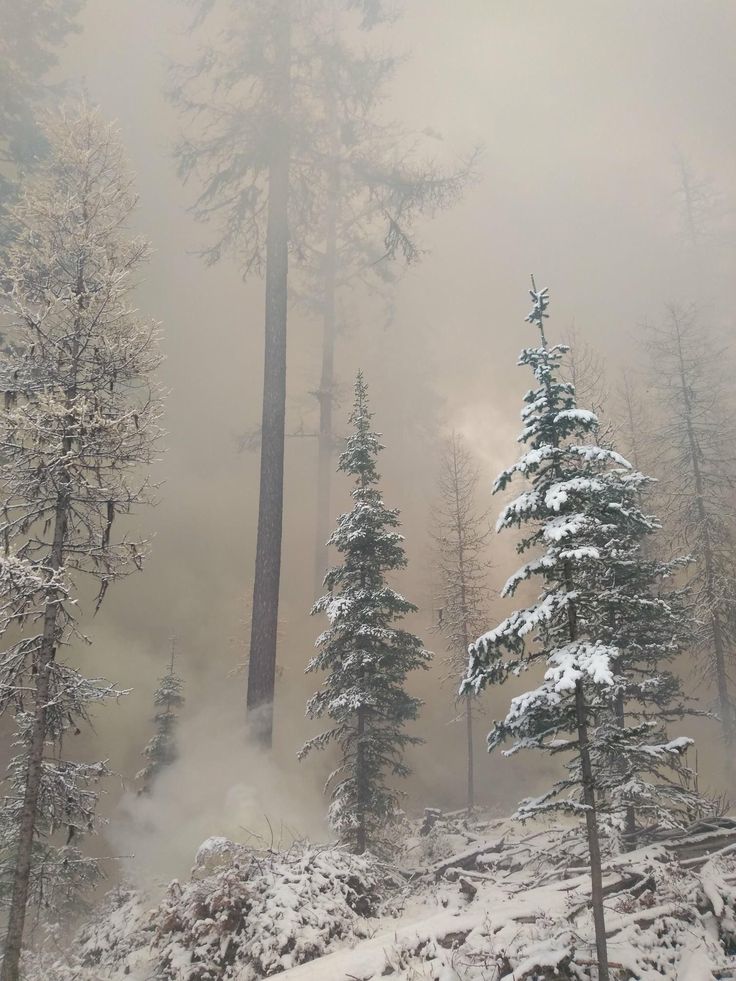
xmin=7 ymin=0 xmax=735 ymax=891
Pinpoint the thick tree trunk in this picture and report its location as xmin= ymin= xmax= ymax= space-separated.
xmin=247 ymin=1 xmax=291 ymax=748
xmin=1 ymin=496 xmax=67 ymax=981
xmin=313 ymin=152 xmax=339 ymax=597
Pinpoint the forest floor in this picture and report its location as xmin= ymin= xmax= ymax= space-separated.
xmin=28 ymin=809 xmax=736 ymax=980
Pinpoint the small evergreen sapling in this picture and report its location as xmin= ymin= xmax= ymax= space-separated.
xmin=137 ymin=639 xmax=185 ymax=795
xmin=300 ymin=373 xmax=431 ymax=855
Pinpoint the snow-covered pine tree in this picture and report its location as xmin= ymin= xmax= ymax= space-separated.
xmin=584 ymin=486 xmax=702 ymax=845
xmin=431 ymin=431 xmax=491 ymax=812
xmin=300 ymin=372 xmax=431 ymax=855
xmin=462 ymin=281 xmax=697 ymax=979
xmin=0 ymin=105 xmax=164 ymax=981
xmin=137 ymin=639 xmax=185 ymax=795
xmin=578 ymin=377 xmax=703 ymax=845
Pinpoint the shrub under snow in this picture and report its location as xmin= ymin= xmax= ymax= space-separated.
xmin=28 ymin=840 xmax=396 ymax=980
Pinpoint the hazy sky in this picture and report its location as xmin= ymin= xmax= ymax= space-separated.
xmin=50 ymin=0 xmax=736 ymax=874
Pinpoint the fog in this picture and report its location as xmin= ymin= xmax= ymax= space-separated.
xmin=47 ymin=0 xmax=736 ymax=877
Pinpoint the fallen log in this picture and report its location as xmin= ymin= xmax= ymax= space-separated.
xmin=429 ymin=841 xmax=506 ymax=879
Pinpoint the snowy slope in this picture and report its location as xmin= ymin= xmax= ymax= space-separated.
xmin=27 ymin=813 xmax=736 ymax=981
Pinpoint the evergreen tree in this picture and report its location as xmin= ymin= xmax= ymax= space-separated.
xmin=463 ymin=282 xmax=697 ymax=980
xmin=300 ymin=373 xmax=430 ymax=855
xmin=137 ymin=639 xmax=185 ymax=794
xmin=0 ymin=105 xmax=164 ymax=981
xmin=583 ymin=477 xmax=701 ymax=845
xmin=431 ymin=431 xmax=491 ymax=812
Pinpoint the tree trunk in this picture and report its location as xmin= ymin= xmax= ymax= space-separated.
xmin=613 ymin=691 xmax=636 ymax=848
xmin=575 ymin=679 xmax=611 ymax=981
xmin=355 ymin=705 xmax=367 ymax=854
xmin=710 ymin=609 xmax=733 ymax=745
xmin=2 ymin=244 xmax=84 ymax=981
xmin=313 ymin=127 xmax=339 ymax=597
xmin=246 ymin=0 xmax=291 ymax=748
xmin=1 ymin=495 xmax=67 ymax=981
xmin=537 ymin=327 xmax=609 ymax=976
xmin=465 ymin=693 xmax=474 ymax=812
xmin=564 ymin=560 xmax=610 ymax=981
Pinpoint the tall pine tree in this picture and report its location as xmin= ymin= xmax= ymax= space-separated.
xmin=171 ymin=1 xmax=470 ymax=744
xmin=463 ymin=282 xmax=697 ymax=979
xmin=300 ymin=373 xmax=430 ymax=855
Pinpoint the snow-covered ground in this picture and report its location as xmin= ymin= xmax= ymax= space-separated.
xmin=27 ymin=811 xmax=736 ymax=980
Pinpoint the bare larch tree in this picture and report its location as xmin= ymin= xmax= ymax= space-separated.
xmin=431 ymin=432 xmax=491 ymax=811
xmin=645 ymin=305 xmax=736 ymax=752
xmin=674 ymin=149 xmax=723 ymax=250
xmin=560 ymin=325 xmax=609 ymax=421
xmin=0 ymin=105 xmax=164 ymax=981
